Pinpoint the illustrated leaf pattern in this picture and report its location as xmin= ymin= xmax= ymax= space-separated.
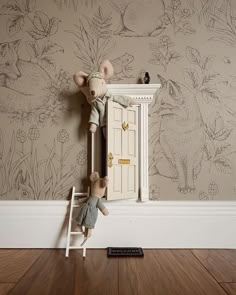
xmin=44 ymin=140 xmax=56 ymax=183
xmin=204 ymin=138 xmax=215 ymax=161
xmin=26 ymin=40 xmax=63 ymax=60
xmin=206 ymin=113 xmax=232 ymax=141
xmin=22 ymin=0 xmax=36 ymax=13
xmin=41 ymin=40 xmax=64 ymax=56
xmin=48 ymin=17 xmax=61 ymax=35
xmin=214 ymin=158 xmax=232 ymax=174
xmin=201 ymin=56 xmax=213 ymax=70
xmin=7 ymin=15 xmax=25 ymax=35
xmin=149 ymin=36 xmax=180 ymax=70
xmin=28 ymin=30 xmax=45 ymax=40
xmin=40 ymin=56 xmax=55 ymax=70
xmin=26 ymin=41 xmax=40 ymax=58
xmin=214 ymin=128 xmax=232 ymax=141
xmin=150 ymin=27 xmax=166 ymax=37
xmin=184 ymin=69 xmax=199 ymax=88
xmin=177 ymin=22 xmax=196 ymax=34
xmin=0 ymin=1 xmax=23 ymax=15
xmin=10 ymin=153 xmax=30 ymax=181
xmin=199 ymin=0 xmax=236 ymax=47
xmin=0 ymin=129 xmax=3 ymax=160
xmin=201 ymin=87 xmax=220 ymax=103
xmin=215 ymin=144 xmax=232 ymax=157
xmin=202 ymin=73 xmax=219 ymax=85
xmin=15 ymin=0 xmax=36 ymax=13
xmin=34 ymin=11 xmax=50 ymax=32
xmin=214 ymin=113 xmax=224 ymax=132
xmin=91 ymin=7 xmax=113 ymax=39
xmin=186 ymin=0 xmax=205 ymax=16
xmin=186 ymin=46 xmax=201 ymax=65
xmin=67 ymin=8 xmax=114 ymax=71
xmin=28 ymin=11 xmax=61 ymax=39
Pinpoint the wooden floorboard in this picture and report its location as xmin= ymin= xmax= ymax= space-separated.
xmin=9 ymin=250 xmax=76 ymax=295
xmin=119 ymin=250 xmax=227 ymax=295
xmin=9 ymin=250 xmax=118 ymax=295
xmin=192 ymin=250 xmax=236 ymax=283
xmin=0 ymin=250 xmax=43 ymax=283
xmin=1 ymin=249 xmax=234 ymax=295
xmin=221 ymin=283 xmax=236 ymax=295
xmin=0 ymin=283 xmax=15 ymax=295
xmin=74 ymin=249 xmax=118 ymax=295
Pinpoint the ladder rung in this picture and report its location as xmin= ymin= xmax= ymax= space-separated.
xmin=73 ymin=205 xmax=79 ymax=208
xmin=70 ymin=231 xmax=83 ymax=235
xmin=74 ymin=192 xmax=88 ymax=196
xmin=69 ymin=246 xmax=85 ymax=249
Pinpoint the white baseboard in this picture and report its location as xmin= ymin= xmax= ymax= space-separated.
xmin=0 ymin=200 xmax=236 ymax=249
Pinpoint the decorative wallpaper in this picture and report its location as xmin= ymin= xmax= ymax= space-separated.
xmin=0 ymin=0 xmax=236 ymax=200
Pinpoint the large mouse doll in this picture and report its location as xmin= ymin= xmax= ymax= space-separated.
xmin=73 ymin=60 xmax=135 ymax=137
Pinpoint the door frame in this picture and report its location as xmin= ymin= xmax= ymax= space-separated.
xmin=107 ymin=84 xmax=160 ymax=201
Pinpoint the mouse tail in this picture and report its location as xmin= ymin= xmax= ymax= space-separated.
xmin=80 ymin=237 xmax=88 ymax=247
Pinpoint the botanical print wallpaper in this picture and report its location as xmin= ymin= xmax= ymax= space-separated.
xmin=0 ymin=0 xmax=236 ymax=200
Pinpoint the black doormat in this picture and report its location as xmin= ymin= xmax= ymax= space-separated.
xmin=107 ymin=247 xmax=144 ymax=257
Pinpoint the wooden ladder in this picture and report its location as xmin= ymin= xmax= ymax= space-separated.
xmin=66 ymin=133 xmax=95 ymax=258
xmin=65 ymin=186 xmax=89 ymax=258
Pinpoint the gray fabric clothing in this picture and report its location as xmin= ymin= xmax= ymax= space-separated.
xmin=88 ymin=91 xmax=131 ymax=127
xmin=76 ymin=195 xmax=106 ymax=229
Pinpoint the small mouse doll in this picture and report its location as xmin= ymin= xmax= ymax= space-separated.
xmin=75 ymin=172 xmax=109 ymax=245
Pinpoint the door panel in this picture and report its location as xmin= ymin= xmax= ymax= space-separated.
xmin=114 ymin=106 xmax=123 ymax=122
xmin=113 ymin=165 xmax=122 ymax=192
xmin=127 ymin=109 xmax=136 ymax=124
xmin=128 ymin=165 xmax=135 ymax=191
xmin=107 ymin=101 xmax=138 ymax=200
xmin=128 ymin=130 xmax=136 ymax=156
xmin=114 ymin=129 xmax=122 ymax=155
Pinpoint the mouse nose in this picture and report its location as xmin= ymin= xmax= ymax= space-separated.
xmin=91 ymin=90 xmax=95 ymax=96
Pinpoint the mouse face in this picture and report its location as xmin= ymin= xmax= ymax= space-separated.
xmin=87 ymin=76 xmax=107 ymax=101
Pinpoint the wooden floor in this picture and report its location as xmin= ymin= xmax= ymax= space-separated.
xmin=0 ymin=249 xmax=236 ymax=295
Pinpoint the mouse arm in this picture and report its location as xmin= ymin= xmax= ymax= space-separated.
xmin=97 ymin=199 xmax=109 ymax=216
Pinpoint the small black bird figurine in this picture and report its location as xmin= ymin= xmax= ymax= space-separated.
xmin=143 ymin=72 xmax=150 ymax=84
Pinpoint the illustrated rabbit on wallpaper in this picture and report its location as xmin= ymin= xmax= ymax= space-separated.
xmin=73 ymin=59 xmax=135 ymax=136
xmin=0 ymin=170 xmax=33 ymax=200
xmin=149 ymin=74 xmax=205 ymax=193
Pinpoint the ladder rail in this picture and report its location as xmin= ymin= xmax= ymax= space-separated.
xmin=65 ymin=186 xmax=75 ymax=258
xmin=91 ymin=132 xmax=95 ymax=173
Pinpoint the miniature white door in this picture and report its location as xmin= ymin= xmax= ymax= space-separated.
xmin=106 ymin=101 xmax=138 ymax=200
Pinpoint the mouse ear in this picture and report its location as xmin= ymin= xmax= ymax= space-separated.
xmin=90 ymin=171 xmax=100 ymax=182
xmin=73 ymin=71 xmax=88 ymax=87
xmin=99 ymin=60 xmax=114 ymax=79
